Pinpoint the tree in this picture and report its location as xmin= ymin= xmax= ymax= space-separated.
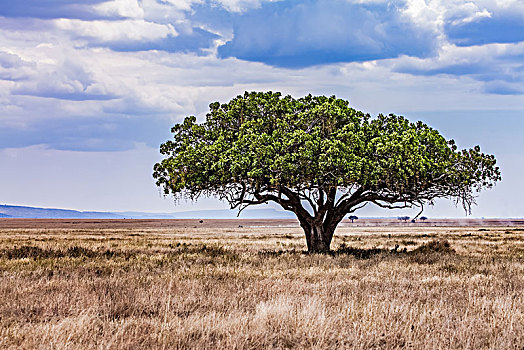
xmin=153 ymin=92 xmax=501 ymax=252
xmin=348 ymin=215 xmax=358 ymax=223
xmin=398 ymin=216 xmax=410 ymax=222
xmin=420 ymin=216 xmax=428 ymax=222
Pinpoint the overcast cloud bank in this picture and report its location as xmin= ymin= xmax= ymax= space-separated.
xmin=0 ymin=0 xmax=522 ymax=215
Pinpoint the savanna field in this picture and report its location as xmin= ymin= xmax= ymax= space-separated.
xmin=0 ymin=219 xmax=523 ymax=349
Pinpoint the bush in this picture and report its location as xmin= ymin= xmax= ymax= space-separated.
xmin=0 ymin=245 xmax=125 ymax=260
xmin=411 ymin=240 xmax=454 ymax=254
xmin=334 ymin=243 xmax=389 ymax=259
xmin=409 ymin=240 xmax=455 ymax=264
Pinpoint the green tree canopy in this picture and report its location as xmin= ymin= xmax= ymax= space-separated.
xmin=154 ymin=91 xmax=500 ymax=252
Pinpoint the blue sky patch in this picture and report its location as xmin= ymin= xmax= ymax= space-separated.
xmin=0 ymin=115 xmax=173 ymax=152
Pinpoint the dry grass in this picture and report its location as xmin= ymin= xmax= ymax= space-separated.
xmin=0 ymin=222 xmax=523 ymax=349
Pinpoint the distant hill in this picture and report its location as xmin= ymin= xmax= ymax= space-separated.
xmin=0 ymin=205 xmax=295 ymax=219
xmin=0 ymin=205 xmax=124 ymax=219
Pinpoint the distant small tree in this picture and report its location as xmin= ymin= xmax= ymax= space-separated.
xmin=154 ymin=92 xmax=500 ymax=252
xmin=348 ymin=215 xmax=358 ymax=223
xmin=420 ymin=216 xmax=428 ymax=222
xmin=398 ymin=216 xmax=411 ymax=222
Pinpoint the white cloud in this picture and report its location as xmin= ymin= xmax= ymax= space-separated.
xmin=213 ymin=0 xmax=279 ymax=13
xmin=0 ymin=51 xmax=35 ymax=81
xmin=486 ymin=0 xmax=524 ymax=12
xmin=402 ymin=0 xmax=445 ymax=31
xmin=158 ymin=0 xmax=204 ymax=11
xmin=389 ymin=41 xmax=524 ymax=89
xmin=457 ymin=8 xmax=492 ymax=24
xmin=54 ymin=18 xmax=177 ymax=42
xmin=94 ymin=0 xmax=145 ymax=19
xmin=0 ymin=0 xmax=522 ymax=134
xmin=402 ymin=0 xmax=522 ymax=39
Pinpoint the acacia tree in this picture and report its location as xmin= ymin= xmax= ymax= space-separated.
xmin=153 ymin=92 xmax=500 ymax=252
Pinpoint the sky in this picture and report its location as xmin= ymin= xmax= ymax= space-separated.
xmin=0 ymin=0 xmax=523 ymax=218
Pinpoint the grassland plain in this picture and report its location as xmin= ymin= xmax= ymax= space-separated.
xmin=0 ymin=219 xmax=523 ymax=349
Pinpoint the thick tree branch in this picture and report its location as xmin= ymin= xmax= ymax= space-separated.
xmin=255 ymin=188 xmax=313 ymax=222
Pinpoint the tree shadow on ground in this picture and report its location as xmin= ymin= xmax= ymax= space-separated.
xmin=258 ymin=240 xmax=455 ymax=262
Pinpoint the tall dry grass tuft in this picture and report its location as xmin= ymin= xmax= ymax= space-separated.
xmin=0 ymin=223 xmax=523 ymax=349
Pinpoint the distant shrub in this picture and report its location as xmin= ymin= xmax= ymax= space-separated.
xmin=168 ymin=242 xmax=239 ymax=260
xmin=0 ymin=245 xmax=126 ymax=260
xmin=335 ymin=243 xmax=389 ymax=259
xmin=2 ymin=246 xmax=57 ymax=259
xmin=409 ymin=240 xmax=455 ymax=264
xmin=411 ymin=240 xmax=454 ymax=254
xmin=257 ymin=249 xmax=301 ymax=257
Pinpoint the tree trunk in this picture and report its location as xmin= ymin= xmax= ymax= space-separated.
xmin=301 ymin=222 xmax=334 ymax=253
